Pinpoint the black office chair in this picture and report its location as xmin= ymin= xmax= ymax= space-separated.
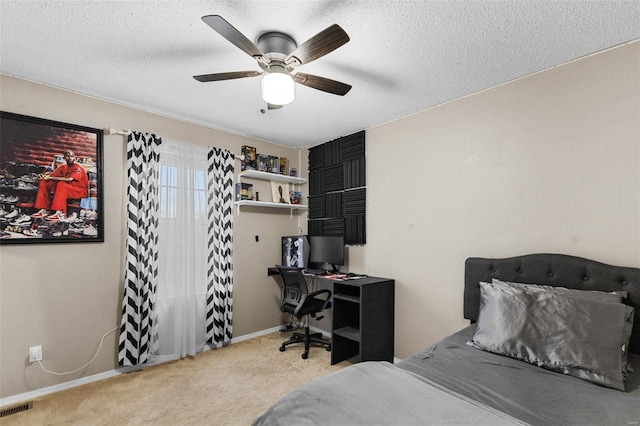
xmin=276 ymin=266 xmax=332 ymax=359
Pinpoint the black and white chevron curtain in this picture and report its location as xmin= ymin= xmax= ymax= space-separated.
xmin=118 ymin=131 xmax=162 ymax=366
xmin=206 ymin=148 xmax=235 ymax=345
xmin=118 ymin=133 xmax=235 ymax=366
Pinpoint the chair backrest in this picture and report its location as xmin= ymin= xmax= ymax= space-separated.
xmin=277 ymin=266 xmax=308 ymax=311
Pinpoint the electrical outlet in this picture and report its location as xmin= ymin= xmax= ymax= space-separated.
xmin=29 ymin=345 xmax=42 ymax=363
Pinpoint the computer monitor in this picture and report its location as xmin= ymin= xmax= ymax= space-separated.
xmin=281 ymin=235 xmax=309 ymax=268
xmin=309 ymin=235 xmax=345 ymax=270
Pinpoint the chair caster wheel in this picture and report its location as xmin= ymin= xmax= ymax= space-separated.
xmin=279 ymin=346 xmax=285 ymax=352
xmin=302 ymin=353 xmax=308 ymax=359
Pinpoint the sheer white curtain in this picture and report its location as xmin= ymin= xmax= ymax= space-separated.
xmin=155 ymin=140 xmax=209 ymax=361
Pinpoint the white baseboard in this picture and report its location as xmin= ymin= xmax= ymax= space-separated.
xmin=0 ymin=369 xmax=124 ymax=409
xmin=0 ymin=326 xmax=286 ymax=409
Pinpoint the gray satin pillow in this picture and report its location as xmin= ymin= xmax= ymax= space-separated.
xmin=491 ymin=278 xmax=634 ymax=375
xmin=470 ymin=281 xmax=632 ymax=391
xmin=491 ymin=278 xmax=626 ymax=303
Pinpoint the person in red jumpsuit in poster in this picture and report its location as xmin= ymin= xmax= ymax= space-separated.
xmin=31 ymin=150 xmax=88 ymax=221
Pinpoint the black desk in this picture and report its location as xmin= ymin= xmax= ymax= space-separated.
xmin=268 ymin=267 xmax=395 ymax=364
xmin=330 ymin=276 xmax=394 ymax=364
xmin=267 ymin=266 xmax=282 ymax=276
xmin=267 ymin=267 xmax=343 ymax=277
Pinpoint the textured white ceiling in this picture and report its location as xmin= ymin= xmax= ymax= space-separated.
xmin=1 ymin=1 xmax=639 ymax=148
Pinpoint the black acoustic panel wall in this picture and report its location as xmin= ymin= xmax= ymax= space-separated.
xmin=323 ymin=219 xmax=344 ymax=236
xmin=308 ymin=220 xmax=323 ymax=236
xmin=324 ymin=139 xmax=342 ymax=166
xmin=308 ymin=130 xmax=366 ymax=244
xmin=323 ymin=165 xmax=344 ymax=192
xmin=343 ymin=188 xmax=366 ymax=216
xmin=309 ymin=145 xmax=325 ymax=170
xmin=325 ymin=192 xmax=343 ymax=219
xmin=345 ymin=216 xmax=366 ymax=245
xmin=309 ymin=169 xmax=324 ymax=196
xmin=308 ymin=195 xmax=325 ymax=219
xmin=341 ymin=131 xmax=365 ymax=161
xmin=344 ymin=158 xmax=366 ymax=189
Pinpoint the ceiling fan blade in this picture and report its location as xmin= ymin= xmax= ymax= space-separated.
xmin=193 ymin=71 xmax=261 ymax=82
xmin=293 ymin=72 xmax=352 ymax=96
xmin=286 ymin=24 xmax=349 ymax=67
xmin=201 ymin=15 xmax=264 ymax=59
xmin=267 ymin=103 xmax=283 ymax=110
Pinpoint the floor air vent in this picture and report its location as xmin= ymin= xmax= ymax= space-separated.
xmin=0 ymin=401 xmax=33 ymax=417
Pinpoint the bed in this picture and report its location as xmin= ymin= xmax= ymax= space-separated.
xmin=254 ymin=253 xmax=640 ymax=425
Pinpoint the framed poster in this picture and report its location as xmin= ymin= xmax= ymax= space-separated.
xmin=0 ymin=111 xmax=104 ymax=244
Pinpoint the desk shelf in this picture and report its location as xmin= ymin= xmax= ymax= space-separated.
xmin=333 ymin=326 xmax=361 ymax=342
xmin=333 ymin=293 xmax=361 ymax=304
xmin=331 ymin=277 xmax=395 ymax=365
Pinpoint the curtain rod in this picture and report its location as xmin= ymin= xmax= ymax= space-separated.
xmin=104 ymin=127 xmax=245 ymax=160
xmin=104 ymin=127 xmax=129 ymax=136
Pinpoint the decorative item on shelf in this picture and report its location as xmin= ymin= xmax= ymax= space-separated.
xmin=290 ymin=168 xmax=297 ymax=177
xmin=256 ymin=154 xmax=270 ymax=172
xmin=279 ymin=157 xmax=289 ymax=175
xmin=270 ymin=181 xmax=290 ymax=204
xmin=289 ymin=191 xmax=302 ymax=204
xmin=235 ymin=182 xmax=254 ymax=201
xmin=241 ymin=145 xmax=257 ymax=170
xmin=269 ymin=155 xmax=280 ymax=174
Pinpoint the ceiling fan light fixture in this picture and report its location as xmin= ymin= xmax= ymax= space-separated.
xmin=196 ymin=16 xmax=351 ymax=105
xmin=261 ymin=65 xmax=294 ymax=105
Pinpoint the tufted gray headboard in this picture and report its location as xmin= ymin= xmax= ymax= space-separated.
xmin=464 ymin=253 xmax=640 ymax=354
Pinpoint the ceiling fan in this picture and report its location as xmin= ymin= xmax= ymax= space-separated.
xmin=193 ymin=15 xmax=352 ymax=109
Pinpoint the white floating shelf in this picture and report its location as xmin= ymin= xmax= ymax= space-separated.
xmin=234 ymin=200 xmax=307 ymax=217
xmin=237 ymin=170 xmax=306 ymax=184
xmin=234 ymin=200 xmax=307 ymax=209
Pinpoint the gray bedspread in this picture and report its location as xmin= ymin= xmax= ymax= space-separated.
xmin=254 ymin=325 xmax=640 ymax=425
xmin=398 ymin=325 xmax=640 ymax=425
xmin=253 ymin=358 xmax=526 ymax=425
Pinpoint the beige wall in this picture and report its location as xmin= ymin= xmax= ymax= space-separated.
xmin=0 ymin=75 xmax=307 ymax=398
xmin=1 ymin=39 xmax=639 ymax=399
xmin=349 ymin=41 xmax=640 ymax=358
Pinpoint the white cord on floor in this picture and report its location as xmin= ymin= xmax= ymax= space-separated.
xmin=36 ymin=326 xmax=119 ymax=376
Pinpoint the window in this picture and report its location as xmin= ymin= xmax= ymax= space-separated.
xmin=155 ymin=141 xmax=210 ymax=359
xmin=159 ymin=164 xmax=207 ymax=220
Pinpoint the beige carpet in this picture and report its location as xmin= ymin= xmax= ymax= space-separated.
xmin=2 ymin=331 xmax=351 ymax=425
